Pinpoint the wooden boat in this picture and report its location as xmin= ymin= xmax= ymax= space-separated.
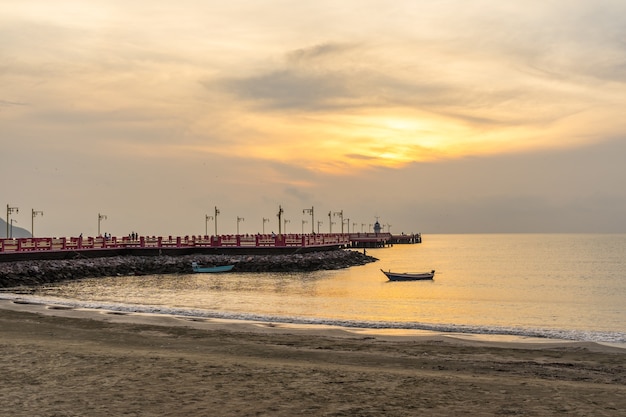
xmin=191 ymin=262 xmax=235 ymax=273
xmin=381 ymin=269 xmax=435 ymax=281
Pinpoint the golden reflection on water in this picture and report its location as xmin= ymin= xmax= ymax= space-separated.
xmin=36 ymin=234 xmax=626 ymax=334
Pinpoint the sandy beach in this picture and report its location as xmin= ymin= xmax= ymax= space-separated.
xmin=1 ymin=300 xmax=624 ymax=416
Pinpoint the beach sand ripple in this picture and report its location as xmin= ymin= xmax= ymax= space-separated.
xmin=1 ymin=307 xmax=624 ymax=416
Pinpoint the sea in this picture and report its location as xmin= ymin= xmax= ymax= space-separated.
xmin=3 ymin=234 xmax=626 ymax=346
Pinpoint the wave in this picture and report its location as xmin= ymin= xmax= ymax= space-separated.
xmin=3 ymin=293 xmax=625 ymax=346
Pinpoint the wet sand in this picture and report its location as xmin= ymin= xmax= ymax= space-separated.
xmin=1 ymin=300 xmax=624 ymax=416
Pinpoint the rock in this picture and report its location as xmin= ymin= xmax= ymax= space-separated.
xmin=0 ymin=250 xmax=378 ymax=288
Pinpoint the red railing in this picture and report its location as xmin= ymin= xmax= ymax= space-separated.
xmin=0 ymin=233 xmax=352 ymax=253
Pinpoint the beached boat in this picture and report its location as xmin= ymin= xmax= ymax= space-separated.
xmin=191 ymin=262 xmax=235 ymax=273
xmin=381 ymin=269 xmax=435 ymax=281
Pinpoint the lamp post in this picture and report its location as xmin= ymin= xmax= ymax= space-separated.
xmin=344 ymin=218 xmax=350 ymax=234
xmin=301 ymin=219 xmax=308 ymax=234
xmin=353 ymin=222 xmax=357 ymax=233
xmin=205 ymin=214 xmax=213 ymax=236
xmin=328 ymin=211 xmax=332 ymax=233
xmin=283 ymin=219 xmax=290 ymax=234
xmin=317 ymin=220 xmax=323 ymax=234
xmin=237 ymin=216 xmax=244 ymax=234
xmin=333 ymin=210 xmax=344 ymax=233
xmin=361 ymin=223 xmax=366 ymax=233
xmin=6 ymin=205 xmax=18 ymax=238
xmin=10 ymin=219 xmax=17 ymax=238
xmin=98 ymin=213 xmax=107 ymax=236
xmin=32 ymin=209 xmax=44 ymax=237
xmin=302 ymin=207 xmax=314 ymax=234
xmin=214 ymin=206 xmax=220 ymax=235
xmin=262 ymin=217 xmax=269 ymax=234
xmin=277 ymin=205 xmax=283 ymax=234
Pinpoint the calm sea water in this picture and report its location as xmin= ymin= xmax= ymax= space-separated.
xmin=6 ymin=234 xmax=626 ymax=344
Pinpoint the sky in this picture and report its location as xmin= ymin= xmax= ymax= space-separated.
xmin=2 ymin=0 xmax=626 ymax=237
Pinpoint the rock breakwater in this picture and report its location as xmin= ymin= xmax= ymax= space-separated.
xmin=0 ymin=250 xmax=377 ymax=288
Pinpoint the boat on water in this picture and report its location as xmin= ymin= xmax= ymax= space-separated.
xmin=381 ymin=269 xmax=435 ymax=281
xmin=191 ymin=262 xmax=235 ymax=273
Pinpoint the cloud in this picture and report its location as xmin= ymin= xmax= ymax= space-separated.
xmin=3 ymin=1 xmax=626 ymax=235
xmin=286 ymin=42 xmax=358 ymax=64
xmin=344 ymin=153 xmax=378 ymax=161
xmin=0 ymin=99 xmax=27 ymax=107
xmin=284 ymin=186 xmax=313 ymax=203
xmin=215 ymin=29 xmax=625 ymax=135
xmin=320 ymin=136 xmax=626 ymax=233
xmin=222 ymin=69 xmax=352 ymax=111
xmin=219 ymin=42 xmax=384 ymax=111
xmin=217 ymin=41 xmax=458 ymax=114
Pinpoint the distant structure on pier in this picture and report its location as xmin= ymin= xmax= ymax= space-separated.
xmin=348 ymin=217 xmax=422 ymax=248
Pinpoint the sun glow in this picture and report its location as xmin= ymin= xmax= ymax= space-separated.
xmin=177 ymin=110 xmax=482 ymax=173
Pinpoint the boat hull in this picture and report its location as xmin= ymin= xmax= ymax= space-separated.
xmin=381 ymin=269 xmax=434 ymax=281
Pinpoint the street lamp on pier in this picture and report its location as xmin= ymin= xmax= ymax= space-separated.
xmin=277 ymin=205 xmax=283 ymax=234
xmin=10 ymin=219 xmax=17 ymax=238
xmin=333 ymin=210 xmax=344 ymax=233
xmin=237 ymin=216 xmax=245 ymax=234
xmin=98 ymin=213 xmax=107 ymax=236
xmin=205 ymin=214 xmax=213 ymax=236
xmin=303 ymin=207 xmax=314 ymax=234
xmin=214 ymin=206 xmax=220 ymax=235
xmin=328 ymin=211 xmax=332 ymax=233
xmin=6 ymin=204 xmax=20 ymax=238
xmin=344 ymin=218 xmax=350 ymax=234
xmin=317 ymin=221 xmax=323 ymax=234
xmin=361 ymin=223 xmax=366 ymax=233
xmin=6 ymin=205 xmax=18 ymax=238
xmin=32 ymin=209 xmax=44 ymax=237
xmin=262 ymin=217 xmax=269 ymax=234
xmin=301 ymin=220 xmax=308 ymax=234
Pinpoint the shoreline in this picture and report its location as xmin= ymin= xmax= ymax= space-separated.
xmin=1 ymin=299 xmax=624 ymax=353
xmin=1 ymin=300 xmax=625 ymax=416
xmin=3 ymin=292 xmax=624 ymax=347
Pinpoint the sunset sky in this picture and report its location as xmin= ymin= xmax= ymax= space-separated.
xmin=2 ymin=0 xmax=626 ymax=237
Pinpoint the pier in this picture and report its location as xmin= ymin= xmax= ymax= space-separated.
xmin=347 ymin=232 xmax=392 ymax=248
xmin=347 ymin=232 xmax=422 ymax=248
xmin=0 ymin=234 xmax=348 ymax=261
xmin=345 ymin=219 xmax=422 ymax=248
xmin=0 ymin=232 xmax=421 ymax=261
xmin=388 ymin=233 xmax=422 ymax=244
